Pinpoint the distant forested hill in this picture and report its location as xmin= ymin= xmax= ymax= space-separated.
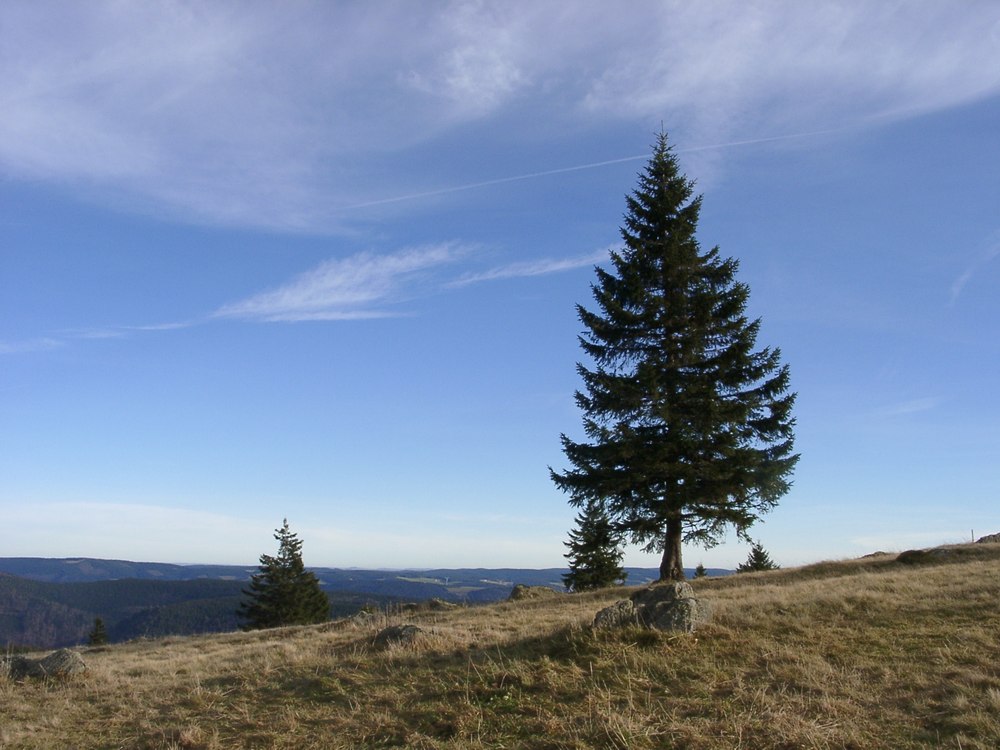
xmin=0 ymin=573 xmax=400 ymax=649
xmin=0 ymin=557 xmax=254 ymax=584
xmin=0 ymin=558 xmax=727 ymax=649
xmin=0 ymin=557 xmax=704 ymax=593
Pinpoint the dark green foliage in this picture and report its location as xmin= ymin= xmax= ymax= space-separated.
xmin=737 ymin=542 xmax=780 ymax=572
xmin=694 ymin=563 xmax=707 ymax=578
xmin=551 ymin=132 xmax=798 ymax=582
xmin=112 ymin=597 xmax=243 ymax=641
xmin=0 ymin=574 xmax=95 ymax=649
xmin=87 ymin=617 xmax=108 ymax=645
xmin=238 ymin=519 xmax=330 ymax=630
xmin=563 ymin=500 xmax=627 ymax=591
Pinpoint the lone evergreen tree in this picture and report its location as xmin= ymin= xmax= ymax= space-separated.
xmin=552 ymin=132 xmax=798 ymax=582
xmin=694 ymin=563 xmax=707 ymax=578
xmin=87 ymin=617 xmax=108 ymax=645
xmin=736 ymin=541 xmax=780 ymax=572
xmin=238 ymin=519 xmax=330 ymax=630
xmin=563 ymin=500 xmax=627 ymax=591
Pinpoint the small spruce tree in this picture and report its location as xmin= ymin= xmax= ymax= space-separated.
xmin=694 ymin=563 xmax=707 ymax=578
xmin=87 ymin=617 xmax=108 ymax=645
xmin=238 ymin=519 xmax=330 ymax=630
xmin=736 ymin=541 xmax=780 ymax=573
xmin=563 ymin=500 xmax=627 ymax=591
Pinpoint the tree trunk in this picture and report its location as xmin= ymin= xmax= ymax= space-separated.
xmin=658 ymin=516 xmax=685 ymax=581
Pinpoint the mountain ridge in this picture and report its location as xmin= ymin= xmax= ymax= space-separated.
xmin=0 ymin=557 xmax=731 ymax=649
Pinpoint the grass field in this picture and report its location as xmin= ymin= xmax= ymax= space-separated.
xmin=3 ymin=543 xmax=1000 ymax=749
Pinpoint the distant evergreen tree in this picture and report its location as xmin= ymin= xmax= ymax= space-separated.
xmin=736 ymin=542 xmax=780 ymax=573
xmin=694 ymin=563 xmax=707 ymax=578
xmin=238 ymin=519 xmax=330 ymax=630
xmin=551 ymin=132 xmax=798 ymax=581
xmin=87 ymin=617 xmax=108 ymax=645
xmin=563 ymin=500 xmax=627 ymax=591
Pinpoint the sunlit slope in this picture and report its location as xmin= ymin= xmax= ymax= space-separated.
xmin=3 ymin=543 xmax=999 ymax=749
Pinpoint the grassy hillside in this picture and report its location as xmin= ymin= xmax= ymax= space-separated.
xmin=3 ymin=543 xmax=999 ymax=749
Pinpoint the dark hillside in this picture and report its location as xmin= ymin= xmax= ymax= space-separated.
xmin=0 ymin=572 xmax=416 ymax=648
xmin=0 ymin=574 xmax=94 ymax=649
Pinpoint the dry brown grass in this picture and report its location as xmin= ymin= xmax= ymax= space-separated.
xmin=3 ymin=545 xmax=1000 ymax=749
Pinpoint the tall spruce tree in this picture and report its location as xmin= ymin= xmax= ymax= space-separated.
xmin=563 ymin=500 xmax=627 ymax=592
xmin=551 ymin=132 xmax=798 ymax=581
xmin=238 ymin=519 xmax=330 ymax=630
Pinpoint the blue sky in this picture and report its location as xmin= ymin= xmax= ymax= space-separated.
xmin=2 ymin=2 xmax=999 ymax=570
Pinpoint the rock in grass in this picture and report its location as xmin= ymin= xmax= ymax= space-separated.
xmin=508 ymin=584 xmax=559 ymax=601
xmin=374 ymin=624 xmax=423 ymax=649
xmin=631 ymin=582 xmax=694 ymax=609
xmin=642 ymin=597 xmax=712 ymax=633
xmin=593 ymin=582 xmax=711 ymax=634
xmin=976 ymin=532 xmax=1000 ymax=544
xmin=897 ymin=548 xmax=956 ymax=565
xmin=5 ymin=649 xmax=87 ymax=680
xmin=593 ymin=599 xmax=641 ymax=629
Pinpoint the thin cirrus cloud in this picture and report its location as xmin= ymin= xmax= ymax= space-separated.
xmin=2 ymin=3 xmax=999 ymax=231
xmin=0 ymin=326 xmax=195 ymax=356
xmin=950 ymin=234 xmax=1000 ymax=305
xmin=0 ymin=337 xmax=63 ymax=356
xmin=874 ymin=397 xmax=942 ymax=419
xmin=0 ymin=245 xmax=604 ymax=354
xmin=213 ymin=244 xmax=468 ymax=323
xmin=449 ymin=249 xmax=611 ymax=287
xmin=215 ymin=244 xmax=605 ymax=324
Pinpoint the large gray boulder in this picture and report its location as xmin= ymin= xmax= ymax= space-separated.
xmin=631 ymin=582 xmax=694 ymax=610
xmin=593 ymin=582 xmax=711 ymax=634
xmin=642 ymin=597 xmax=712 ymax=632
xmin=5 ymin=649 xmax=87 ymax=680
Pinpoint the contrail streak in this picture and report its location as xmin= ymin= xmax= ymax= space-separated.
xmin=337 ymin=127 xmax=841 ymax=211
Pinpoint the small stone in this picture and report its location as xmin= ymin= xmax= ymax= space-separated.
xmin=426 ymin=598 xmax=457 ymax=611
xmin=508 ymin=584 xmax=558 ymax=601
xmin=593 ymin=600 xmax=640 ymax=630
xmin=373 ymin=624 xmax=423 ymax=649
xmin=897 ymin=548 xmax=954 ymax=564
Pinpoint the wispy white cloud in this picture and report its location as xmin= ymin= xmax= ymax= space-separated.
xmin=0 ymin=337 xmax=64 ymax=355
xmin=450 ymin=248 xmax=610 ymax=287
xmin=582 ymin=3 xmax=1000 ymax=129
xmin=950 ymin=233 xmax=1000 ymax=305
xmin=59 ymin=321 xmax=195 ymax=342
xmin=1 ymin=2 xmax=998 ymax=230
xmin=0 ymin=321 xmax=196 ymax=356
xmin=874 ymin=396 xmax=942 ymax=418
xmin=403 ymin=2 xmax=532 ymax=117
xmin=124 ymin=321 xmax=196 ymax=332
xmin=6 ymin=243 xmax=609 ymax=348
xmin=214 ymin=244 xmax=467 ymax=322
